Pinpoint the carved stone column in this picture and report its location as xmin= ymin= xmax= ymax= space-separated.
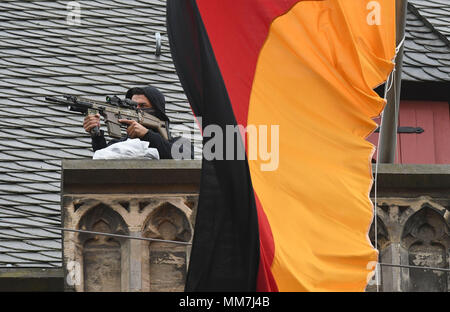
xmin=367 ymin=165 xmax=450 ymax=292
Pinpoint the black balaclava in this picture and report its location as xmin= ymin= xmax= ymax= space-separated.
xmin=126 ymin=85 xmax=169 ymax=122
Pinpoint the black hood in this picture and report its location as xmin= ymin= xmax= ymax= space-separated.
xmin=126 ymin=85 xmax=169 ymax=122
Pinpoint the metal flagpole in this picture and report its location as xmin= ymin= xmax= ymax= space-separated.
xmin=378 ymin=0 xmax=408 ymax=163
xmin=374 ymin=0 xmax=409 ymax=291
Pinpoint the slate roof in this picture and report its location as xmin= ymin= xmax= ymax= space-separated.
xmin=0 ymin=0 xmax=448 ymax=268
xmin=403 ymin=0 xmax=450 ymax=82
xmin=410 ymin=0 xmax=450 ymax=40
xmin=0 ymin=0 xmax=201 ymax=268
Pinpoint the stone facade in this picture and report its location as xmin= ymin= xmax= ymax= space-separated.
xmin=61 ymin=160 xmax=200 ymax=292
xmin=366 ymin=164 xmax=450 ymax=292
xmin=367 ymin=197 xmax=450 ymax=292
xmin=60 ymin=161 xmax=449 ymax=292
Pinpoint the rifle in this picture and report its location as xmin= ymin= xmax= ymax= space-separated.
xmin=45 ymin=95 xmax=170 ymax=140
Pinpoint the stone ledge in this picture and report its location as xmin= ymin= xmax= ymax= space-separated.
xmin=0 ymin=268 xmax=63 ymax=279
xmin=62 ymin=160 xmax=202 ymax=194
xmin=61 ymin=161 xmax=449 ymax=194
xmin=0 ymin=268 xmax=63 ymax=292
xmin=62 ymin=159 xmax=202 ymax=171
xmin=372 ymin=164 xmax=450 ymax=190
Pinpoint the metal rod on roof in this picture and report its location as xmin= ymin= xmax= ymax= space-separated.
xmin=0 ymin=219 xmax=192 ymax=246
xmin=378 ymin=0 xmax=408 ymax=163
xmin=51 ymin=226 xmax=193 ymax=246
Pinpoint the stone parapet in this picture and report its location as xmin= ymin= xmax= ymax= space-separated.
xmin=367 ymin=164 xmax=450 ymax=292
xmin=61 ymin=160 xmax=201 ymax=292
xmin=60 ymin=161 xmax=449 ymax=292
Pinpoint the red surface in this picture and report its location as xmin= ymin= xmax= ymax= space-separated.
xmin=196 ymin=0 xmax=303 ymax=128
xmin=367 ymin=101 xmax=450 ymax=164
xmin=433 ymin=102 xmax=450 ymax=164
xmin=196 ymin=0 xmax=313 ymax=291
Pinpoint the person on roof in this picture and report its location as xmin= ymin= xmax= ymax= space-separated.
xmin=82 ymin=85 xmax=193 ymax=159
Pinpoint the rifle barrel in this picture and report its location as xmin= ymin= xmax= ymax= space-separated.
xmin=45 ymin=96 xmax=92 ymax=114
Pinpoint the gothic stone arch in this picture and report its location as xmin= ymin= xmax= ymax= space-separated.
xmin=143 ymin=202 xmax=192 ymax=291
xmin=78 ymin=204 xmax=129 ymax=292
xmin=402 ymin=204 xmax=450 ymax=292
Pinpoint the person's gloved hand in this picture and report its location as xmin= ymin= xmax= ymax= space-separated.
xmin=83 ymin=114 xmax=101 ymax=133
xmin=119 ymin=119 xmax=149 ymax=139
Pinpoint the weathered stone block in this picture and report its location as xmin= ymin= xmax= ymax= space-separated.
xmin=61 ymin=160 xmax=200 ymax=292
xmin=366 ymin=164 xmax=450 ymax=292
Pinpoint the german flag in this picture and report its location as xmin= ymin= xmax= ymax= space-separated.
xmin=167 ymin=0 xmax=396 ymax=291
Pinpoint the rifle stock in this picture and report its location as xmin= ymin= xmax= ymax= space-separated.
xmin=141 ymin=114 xmax=169 ymax=141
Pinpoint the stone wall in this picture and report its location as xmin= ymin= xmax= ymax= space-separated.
xmin=60 ymin=161 xmax=450 ymax=292
xmin=61 ymin=160 xmax=200 ymax=292
xmin=366 ymin=164 xmax=450 ymax=292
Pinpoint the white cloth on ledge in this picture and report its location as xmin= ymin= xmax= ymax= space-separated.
xmin=93 ymin=138 xmax=160 ymax=160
